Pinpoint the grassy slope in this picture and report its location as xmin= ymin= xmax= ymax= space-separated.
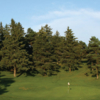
xmin=0 ymin=59 xmax=100 ymax=100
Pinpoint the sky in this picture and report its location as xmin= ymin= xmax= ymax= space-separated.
xmin=0 ymin=0 xmax=100 ymax=46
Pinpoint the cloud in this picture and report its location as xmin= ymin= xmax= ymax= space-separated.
xmin=31 ymin=8 xmax=100 ymax=21
xmin=30 ymin=8 xmax=100 ymax=45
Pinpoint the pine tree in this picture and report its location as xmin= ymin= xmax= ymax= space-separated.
xmin=0 ymin=22 xmax=4 ymax=61
xmin=43 ymin=24 xmax=53 ymax=43
xmin=78 ymin=41 xmax=88 ymax=59
xmin=24 ymin=28 xmax=38 ymax=74
xmin=25 ymin=28 xmax=37 ymax=53
xmin=56 ymin=36 xmax=66 ymax=68
xmin=33 ymin=27 xmax=47 ymax=75
xmin=86 ymin=36 xmax=100 ymax=79
xmin=0 ymin=19 xmax=33 ymax=77
xmin=60 ymin=26 xmax=82 ymax=72
xmin=0 ymin=22 xmax=5 ymax=75
xmin=25 ymin=28 xmax=37 ymax=45
xmin=0 ymin=22 xmax=3 ymax=43
xmin=51 ymin=31 xmax=60 ymax=64
xmin=72 ymin=40 xmax=83 ymax=69
xmin=33 ymin=27 xmax=59 ymax=76
xmin=77 ymin=41 xmax=89 ymax=67
xmin=51 ymin=30 xmax=63 ymax=67
xmin=0 ymin=23 xmax=11 ymax=71
xmin=0 ymin=22 xmax=8 ymax=50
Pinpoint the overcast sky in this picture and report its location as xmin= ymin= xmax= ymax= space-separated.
xmin=0 ymin=0 xmax=100 ymax=46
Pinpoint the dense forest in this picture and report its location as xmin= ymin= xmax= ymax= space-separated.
xmin=0 ymin=19 xmax=100 ymax=79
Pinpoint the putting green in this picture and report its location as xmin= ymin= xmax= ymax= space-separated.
xmin=0 ymin=68 xmax=100 ymax=100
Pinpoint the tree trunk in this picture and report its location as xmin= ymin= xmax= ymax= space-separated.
xmin=97 ymin=74 xmax=99 ymax=79
xmin=14 ymin=66 xmax=16 ymax=77
xmin=43 ymin=68 xmax=46 ymax=76
xmin=96 ymin=67 xmax=98 ymax=79
xmin=69 ymin=67 xmax=71 ymax=72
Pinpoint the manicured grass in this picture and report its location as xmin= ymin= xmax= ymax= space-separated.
xmin=0 ymin=64 xmax=100 ymax=100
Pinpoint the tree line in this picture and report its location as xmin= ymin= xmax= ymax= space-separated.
xmin=0 ymin=19 xmax=100 ymax=79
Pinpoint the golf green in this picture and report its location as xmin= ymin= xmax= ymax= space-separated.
xmin=0 ymin=67 xmax=100 ymax=100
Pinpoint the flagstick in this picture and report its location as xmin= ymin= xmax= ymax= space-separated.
xmin=68 ymin=82 xmax=70 ymax=93
xmin=68 ymin=85 xmax=69 ymax=93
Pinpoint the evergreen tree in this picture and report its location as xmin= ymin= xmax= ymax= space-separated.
xmin=51 ymin=31 xmax=60 ymax=64
xmin=0 ymin=22 xmax=4 ymax=61
xmin=0 ymin=23 xmax=11 ymax=71
xmin=77 ymin=41 xmax=89 ymax=67
xmin=0 ymin=19 xmax=33 ymax=77
xmin=33 ymin=27 xmax=59 ymax=76
xmin=25 ymin=28 xmax=37 ymax=44
xmin=56 ymin=36 xmax=66 ymax=68
xmin=24 ymin=28 xmax=38 ymax=74
xmin=78 ymin=41 xmax=88 ymax=59
xmin=25 ymin=28 xmax=37 ymax=54
xmin=51 ymin=30 xmax=64 ymax=67
xmin=43 ymin=24 xmax=53 ymax=43
xmin=86 ymin=36 xmax=100 ymax=79
xmin=72 ymin=40 xmax=83 ymax=69
xmin=0 ymin=22 xmax=5 ymax=74
xmin=0 ymin=22 xmax=8 ymax=50
xmin=0 ymin=22 xmax=3 ymax=43
xmin=60 ymin=26 xmax=82 ymax=72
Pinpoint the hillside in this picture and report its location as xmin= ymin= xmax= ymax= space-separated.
xmin=0 ymin=58 xmax=100 ymax=100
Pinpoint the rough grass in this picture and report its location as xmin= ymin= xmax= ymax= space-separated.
xmin=0 ymin=62 xmax=100 ymax=100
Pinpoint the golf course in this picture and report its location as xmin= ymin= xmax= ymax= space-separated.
xmin=0 ymin=59 xmax=100 ymax=100
xmin=1 ymin=0 xmax=100 ymax=99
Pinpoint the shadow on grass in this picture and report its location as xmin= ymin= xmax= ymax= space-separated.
xmin=0 ymin=73 xmax=15 ymax=95
xmin=8 ymin=66 xmax=62 ymax=78
xmin=84 ymin=73 xmax=89 ymax=76
xmin=26 ymin=68 xmax=61 ymax=77
xmin=8 ymin=68 xmax=37 ymax=77
xmin=92 ymin=74 xmax=96 ymax=77
xmin=0 ymin=75 xmax=5 ymax=78
xmin=16 ymin=69 xmax=36 ymax=77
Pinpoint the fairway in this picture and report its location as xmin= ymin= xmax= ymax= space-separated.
xmin=0 ymin=64 xmax=100 ymax=100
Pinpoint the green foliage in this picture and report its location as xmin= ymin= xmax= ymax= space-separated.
xmin=1 ymin=18 xmax=100 ymax=79
xmin=32 ymin=26 xmax=58 ymax=76
xmin=86 ymin=36 xmax=100 ymax=78
xmin=0 ymin=19 xmax=34 ymax=77
xmin=59 ymin=26 xmax=82 ymax=71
